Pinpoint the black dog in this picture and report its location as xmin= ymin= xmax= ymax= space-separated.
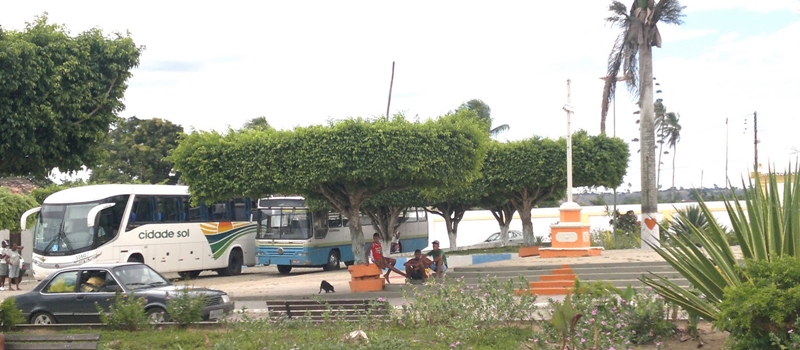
xmin=319 ymin=280 xmax=335 ymax=294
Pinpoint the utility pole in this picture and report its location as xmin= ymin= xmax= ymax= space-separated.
xmin=753 ymin=111 xmax=758 ymax=174
xmin=385 ymin=61 xmax=396 ymax=121
xmin=725 ymin=117 xmax=729 ymax=187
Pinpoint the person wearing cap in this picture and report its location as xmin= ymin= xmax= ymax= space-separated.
xmin=366 ymin=233 xmax=407 ymax=283
xmin=426 ymin=240 xmax=448 ymax=278
xmin=0 ymin=240 xmax=11 ymax=291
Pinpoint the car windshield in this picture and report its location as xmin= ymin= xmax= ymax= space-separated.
xmin=486 ymin=233 xmax=500 ymax=241
xmin=112 ymin=264 xmax=170 ymax=290
xmin=256 ymin=208 xmax=313 ymax=240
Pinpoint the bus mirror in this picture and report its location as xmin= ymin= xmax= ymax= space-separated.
xmin=87 ymin=203 xmax=116 ymax=228
xmin=21 ymin=207 xmax=41 ymax=230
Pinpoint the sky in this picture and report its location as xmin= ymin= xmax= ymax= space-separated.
xmin=2 ymin=0 xmax=799 ymax=191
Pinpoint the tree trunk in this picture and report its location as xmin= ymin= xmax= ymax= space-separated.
xmin=672 ymin=146 xmax=677 ymax=189
xmin=516 ymin=201 xmax=535 ymax=246
xmin=382 ymin=238 xmax=392 ymax=256
xmin=345 ymin=207 xmax=367 ymax=264
xmin=638 ymin=40 xmax=660 ymax=249
xmin=448 ymin=226 xmax=458 ymax=250
xmin=427 ymin=204 xmax=467 ymax=250
xmin=657 ymin=141 xmax=663 ymax=189
xmin=490 ymin=203 xmax=516 ymax=246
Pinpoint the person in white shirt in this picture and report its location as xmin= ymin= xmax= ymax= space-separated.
xmin=0 ymin=240 xmax=10 ymax=291
xmin=8 ymin=243 xmax=23 ymax=290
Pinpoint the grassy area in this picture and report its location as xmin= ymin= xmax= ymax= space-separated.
xmin=10 ymin=322 xmax=531 ymax=350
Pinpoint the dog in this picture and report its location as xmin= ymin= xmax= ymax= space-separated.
xmin=319 ymin=280 xmax=335 ymax=294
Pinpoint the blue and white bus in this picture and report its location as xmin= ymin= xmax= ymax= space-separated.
xmin=20 ymin=184 xmax=257 ymax=280
xmin=254 ymin=196 xmax=429 ymax=274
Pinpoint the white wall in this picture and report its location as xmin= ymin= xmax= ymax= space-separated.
xmin=0 ymin=229 xmax=34 ymax=273
xmin=425 ymin=201 xmax=739 ymax=250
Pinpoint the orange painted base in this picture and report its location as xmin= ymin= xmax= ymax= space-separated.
xmin=348 ymin=264 xmax=383 ymax=279
xmin=540 ymin=274 xmax=577 ymax=281
xmin=539 ymin=248 xmax=603 ymax=258
xmin=349 ymin=278 xmax=386 ymax=292
xmin=515 ymin=287 xmax=573 ymax=296
xmin=518 ymin=246 xmax=541 ymax=258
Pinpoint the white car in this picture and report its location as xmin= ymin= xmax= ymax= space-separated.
xmin=484 ymin=230 xmax=524 ymax=243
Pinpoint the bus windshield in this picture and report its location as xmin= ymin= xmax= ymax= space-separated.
xmin=257 ymin=208 xmax=312 ymax=240
xmin=34 ymin=195 xmax=129 ymax=256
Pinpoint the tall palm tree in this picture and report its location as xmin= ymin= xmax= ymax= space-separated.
xmin=459 ymin=99 xmax=509 ymax=138
xmin=662 ymin=112 xmax=681 ymax=188
xmin=601 ymin=0 xmax=684 ymax=247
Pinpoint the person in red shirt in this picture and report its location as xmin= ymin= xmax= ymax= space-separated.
xmin=365 ymin=233 xmax=407 ymax=283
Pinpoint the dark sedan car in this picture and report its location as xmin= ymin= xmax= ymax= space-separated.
xmin=12 ymin=263 xmax=234 ymax=324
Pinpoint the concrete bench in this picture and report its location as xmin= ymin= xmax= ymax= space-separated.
xmin=3 ymin=333 xmax=101 ymax=350
xmin=265 ymin=299 xmax=391 ymax=322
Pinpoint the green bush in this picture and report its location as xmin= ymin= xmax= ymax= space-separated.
xmin=715 ymin=256 xmax=800 ymax=350
xmin=0 ymin=298 xmax=25 ymax=330
xmin=590 ymin=227 xmax=640 ymax=250
xmin=165 ymin=287 xmax=206 ymax=326
xmin=97 ymin=292 xmax=151 ymax=331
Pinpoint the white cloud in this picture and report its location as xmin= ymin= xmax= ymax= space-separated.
xmin=2 ymin=1 xmax=797 ymax=191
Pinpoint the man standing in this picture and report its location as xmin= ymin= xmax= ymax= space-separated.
xmin=366 ymin=233 xmax=407 ymax=283
xmin=403 ymin=249 xmax=432 ymax=282
xmin=426 ymin=240 xmax=448 ymax=278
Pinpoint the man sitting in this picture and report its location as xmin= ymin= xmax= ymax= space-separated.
xmin=403 ymin=249 xmax=432 ymax=282
xmin=427 ymin=240 xmax=448 ymax=278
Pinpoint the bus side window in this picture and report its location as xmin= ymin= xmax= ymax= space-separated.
xmin=182 ymin=198 xmax=203 ymax=222
xmin=229 ymin=198 xmax=247 ymax=221
xmin=328 ymin=213 xmax=342 ymax=228
xmin=405 ymin=209 xmax=418 ymax=223
xmin=158 ymin=197 xmax=179 ymax=223
xmin=417 ymin=209 xmax=428 ymax=222
xmin=207 ymin=202 xmax=228 ymax=222
xmin=128 ymin=196 xmax=155 ymax=230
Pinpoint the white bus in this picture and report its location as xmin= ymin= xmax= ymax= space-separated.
xmin=20 ymin=184 xmax=257 ymax=280
xmin=254 ymin=196 xmax=429 ymax=274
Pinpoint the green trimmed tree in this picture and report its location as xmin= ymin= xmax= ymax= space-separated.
xmin=0 ymin=188 xmax=38 ymax=233
xmin=483 ymin=131 xmax=629 ymax=246
xmin=90 ymin=117 xmax=185 ymax=184
xmin=0 ymin=15 xmax=142 ymax=177
xmin=362 ymin=189 xmax=428 ymax=255
xmin=173 ymin=112 xmax=490 ymax=264
xmin=426 ymin=183 xmax=483 ymax=249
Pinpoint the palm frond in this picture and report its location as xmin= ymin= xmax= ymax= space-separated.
xmin=653 ymin=0 xmax=686 ymax=25
xmin=605 ymin=1 xmax=631 ymax=27
xmin=489 ymin=124 xmax=510 ymax=137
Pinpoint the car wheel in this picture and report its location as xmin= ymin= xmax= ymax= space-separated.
xmin=31 ymin=312 xmax=56 ymax=325
xmin=146 ymin=307 xmax=168 ymax=323
xmin=218 ymin=249 xmax=243 ymax=276
xmin=277 ymin=265 xmax=292 ymax=274
xmin=322 ymin=250 xmax=340 ymax=271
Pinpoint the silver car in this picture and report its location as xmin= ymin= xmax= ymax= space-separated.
xmin=484 ymin=230 xmax=524 ymax=243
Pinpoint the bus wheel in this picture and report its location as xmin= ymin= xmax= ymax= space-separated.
xmin=127 ymin=254 xmax=144 ymax=263
xmin=179 ymin=270 xmax=202 ymax=279
xmin=218 ymin=249 xmax=243 ymax=276
xmin=323 ymin=250 xmax=340 ymax=271
xmin=277 ymin=265 xmax=292 ymax=274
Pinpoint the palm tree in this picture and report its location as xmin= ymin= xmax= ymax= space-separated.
xmin=242 ymin=116 xmax=274 ymax=131
xmin=459 ymin=99 xmax=509 ymax=138
xmin=662 ymin=112 xmax=681 ymax=188
xmin=601 ymin=0 xmax=685 ymax=247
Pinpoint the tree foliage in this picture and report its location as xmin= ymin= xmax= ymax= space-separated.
xmin=482 ymin=131 xmax=629 ymax=245
xmin=242 ymin=116 xmax=274 ymax=131
xmin=0 ymin=14 xmax=143 ymax=177
xmin=90 ymin=117 xmax=185 ymax=184
xmin=0 ymin=188 xmax=38 ymax=232
xmin=173 ymin=113 xmax=490 ymax=263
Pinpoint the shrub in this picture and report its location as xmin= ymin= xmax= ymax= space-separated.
xmin=0 ymin=298 xmax=25 ymax=330
xmin=590 ymin=227 xmax=640 ymax=250
xmin=165 ymin=287 xmax=206 ymax=326
xmin=716 ymin=256 xmax=800 ymax=350
xmin=98 ymin=292 xmax=151 ymax=331
xmin=397 ymin=276 xmax=537 ymax=345
xmin=532 ymin=281 xmax=673 ymax=349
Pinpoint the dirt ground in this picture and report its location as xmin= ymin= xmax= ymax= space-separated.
xmin=632 ymin=321 xmax=729 ymax=350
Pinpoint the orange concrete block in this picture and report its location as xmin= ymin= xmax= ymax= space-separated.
xmin=514 ymin=288 xmax=534 ymax=296
xmin=552 ymin=268 xmax=574 ymax=275
xmin=348 ymin=264 xmax=382 ymax=279
xmin=540 ymin=274 xmax=576 ymax=281
xmin=529 ymin=280 xmax=576 ymax=289
xmin=559 ymin=209 xmax=581 ymax=223
xmin=349 ymin=277 xmax=385 ymax=292
xmin=518 ymin=246 xmax=540 ymax=257
xmin=529 ymin=287 xmax=572 ymax=295
xmin=539 ymin=248 xmax=603 ymax=258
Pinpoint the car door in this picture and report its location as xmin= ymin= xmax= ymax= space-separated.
xmin=74 ymin=269 xmax=122 ymax=323
xmin=39 ymin=270 xmax=81 ymax=323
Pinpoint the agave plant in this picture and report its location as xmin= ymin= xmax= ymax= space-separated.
xmin=640 ymin=166 xmax=800 ymax=322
